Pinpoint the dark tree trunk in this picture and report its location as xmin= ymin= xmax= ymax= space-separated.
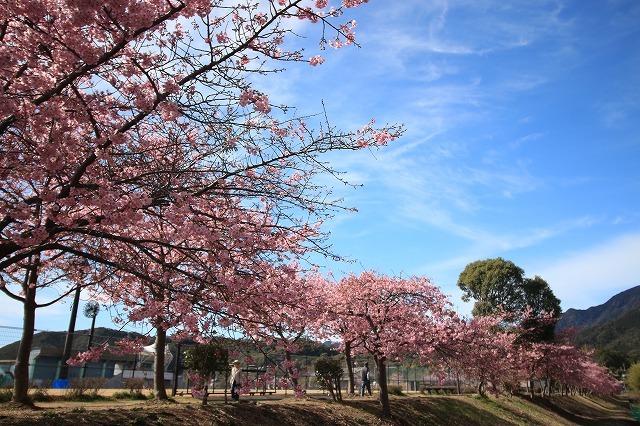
xmin=335 ymin=375 xmax=343 ymax=401
xmin=284 ymin=350 xmax=299 ymax=388
xmin=374 ymin=356 xmax=391 ymax=418
xmin=153 ymin=325 xmax=168 ymax=400
xmin=12 ymin=259 xmax=39 ymax=405
xmin=202 ymin=383 xmax=209 ymax=405
xmin=478 ymin=378 xmax=486 ymax=397
xmin=344 ymin=341 xmax=355 ymax=394
xmin=326 ymin=380 xmax=336 ymax=401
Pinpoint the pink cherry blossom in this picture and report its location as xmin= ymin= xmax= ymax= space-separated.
xmin=1 ymin=0 xmax=398 ymax=405
xmin=309 ymin=55 xmax=325 ymax=66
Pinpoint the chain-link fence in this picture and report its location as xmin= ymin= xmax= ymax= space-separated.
xmin=0 ymin=325 xmax=466 ymax=394
xmin=0 ymin=326 xmax=22 ymax=387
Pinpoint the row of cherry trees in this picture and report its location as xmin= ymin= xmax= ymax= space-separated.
xmin=0 ymin=0 xmax=400 ymax=404
xmin=0 ymin=0 xmax=620 ymax=419
xmin=170 ymin=270 xmax=621 ymax=417
xmin=303 ymin=272 xmax=622 ymax=416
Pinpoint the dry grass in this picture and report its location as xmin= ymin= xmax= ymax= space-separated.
xmin=0 ymin=391 xmax=637 ymax=425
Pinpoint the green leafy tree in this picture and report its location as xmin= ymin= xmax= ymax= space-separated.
xmin=458 ymin=258 xmax=526 ymax=316
xmin=595 ymin=349 xmax=631 ymax=373
xmin=457 ymin=258 xmax=561 ymax=341
xmin=314 ymin=356 xmax=344 ymax=402
xmin=520 ymin=275 xmax=562 ymax=342
xmin=522 ymin=276 xmax=561 ymax=315
xmin=183 ymin=343 xmax=229 ymax=405
xmin=626 ymin=362 xmax=640 ymax=391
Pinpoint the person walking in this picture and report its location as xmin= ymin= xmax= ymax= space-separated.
xmin=230 ymin=360 xmax=241 ymax=401
xmin=360 ymin=362 xmax=372 ymax=396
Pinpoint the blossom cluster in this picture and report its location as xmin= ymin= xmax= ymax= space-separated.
xmin=1 ymin=0 xmax=403 ymax=405
xmin=239 ymin=89 xmax=272 ymax=113
xmin=309 ymin=55 xmax=325 ymax=66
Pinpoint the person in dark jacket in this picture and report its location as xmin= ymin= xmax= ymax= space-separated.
xmin=360 ymin=362 xmax=372 ymax=396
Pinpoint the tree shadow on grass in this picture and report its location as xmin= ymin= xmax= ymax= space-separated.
xmin=395 ymin=396 xmax=521 ymax=426
xmin=343 ymin=395 xmax=521 ymax=426
xmin=528 ymin=395 xmax=637 ymax=425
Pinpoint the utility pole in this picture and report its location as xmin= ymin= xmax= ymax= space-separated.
xmin=171 ymin=343 xmax=181 ymax=396
xmin=58 ymin=284 xmax=81 ymax=383
xmin=81 ymin=301 xmax=100 ymax=378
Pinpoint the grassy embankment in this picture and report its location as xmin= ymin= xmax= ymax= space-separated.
xmin=0 ymin=389 xmax=638 ymax=425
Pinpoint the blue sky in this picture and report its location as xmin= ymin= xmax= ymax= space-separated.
xmin=1 ymin=0 xmax=639 ymax=333
xmin=294 ymin=0 xmax=640 ymax=315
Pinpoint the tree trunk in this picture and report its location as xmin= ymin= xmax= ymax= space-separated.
xmin=478 ymin=378 xmax=486 ymax=397
xmin=529 ymin=379 xmax=534 ymax=398
xmin=327 ymin=380 xmax=336 ymax=401
xmin=12 ymin=259 xmax=39 ymax=405
xmin=202 ymin=383 xmax=209 ymax=405
xmin=374 ymin=356 xmax=391 ymax=418
xmin=224 ymin=368 xmax=229 ymax=404
xmin=334 ymin=375 xmax=342 ymax=402
xmin=344 ymin=341 xmax=355 ymax=395
xmin=153 ymin=326 xmax=168 ymax=400
xmin=284 ymin=350 xmax=299 ymax=388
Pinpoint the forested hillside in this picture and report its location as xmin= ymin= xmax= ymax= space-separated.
xmin=572 ymin=306 xmax=640 ymax=361
xmin=556 ymin=285 xmax=640 ymax=364
xmin=0 ymin=329 xmax=336 ymax=362
xmin=557 ymin=285 xmax=640 ymax=331
xmin=0 ymin=328 xmax=142 ymax=360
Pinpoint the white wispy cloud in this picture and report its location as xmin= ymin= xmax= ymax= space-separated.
xmin=597 ymin=100 xmax=640 ymax=129
xmin=535 ymin=232 xmax=640 ymax=310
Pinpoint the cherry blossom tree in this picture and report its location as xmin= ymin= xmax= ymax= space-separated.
xmin=439 ymin=314 xmax=520 ymax=397
xmin=517 ymin=342 xmax=622 ymax=397
xmin=218 ymin=266 xmax=320 ymax=397
xmin=1 ymin=0 xmax=402 ymax=404
xmin=304 ymin=272 xmax=362 ymax=394
xmin=82 ymin=184 xmax=316 ymax=399
xmin=0 ymin=254 xmax=96 ymax=402
xmin=316 ymin=271 xmax=456 ymax=417
xmin=440 ymin=313 xmax=622 ymax=398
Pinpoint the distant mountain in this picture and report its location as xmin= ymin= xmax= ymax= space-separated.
xmin=0 ymin=327 xmax=144 ymax=360
xmin=556 ymin=285 xmax=640 ymax=332
xmin=0 ymin=328 xmax=338 ymax=362
xmin=571 ymin=306 xmax=640 ymax=360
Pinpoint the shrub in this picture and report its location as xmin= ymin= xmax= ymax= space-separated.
xmin=387 ymin=385 xmax=404 ymax=396
xmin=113 ymin=390 xmax=150 ymax=400
xmin=627 ymin=362 xmax=640 ymax=391
xmin=0 ymin=388 xmax=12 ymax=403
xmin=66 ymin=377 xmax=108 ymax=399
xmin=183 ymin=343 xmax=229 ymax=405
xmin=85 ymin=377 xmax=108 ymax=393
xmin=314 ymin=356 xmax=344 ymax=402
xmin=113 ymin=378 xmax=150 ymax=400
xmin=31 ymin=387 xmax=53 ymax=402
xmin=124 ymin=377 xmax=145 ymax=393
